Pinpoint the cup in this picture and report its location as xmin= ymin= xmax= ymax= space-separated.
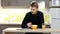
xmin=42 ymin=24 xmax=46 ymax=30
xmin=31 ymin=25 xmax=38 ymax=30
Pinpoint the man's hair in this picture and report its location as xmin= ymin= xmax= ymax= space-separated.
xmin=30 ymin=1 xmax=38 ymax=8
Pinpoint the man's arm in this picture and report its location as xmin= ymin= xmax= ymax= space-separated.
xmin=21 ymin=13 xmax=29 ymax=28
xmin=40 ymin=13 xmax=44 ymax=24
xmin=38 ymin=12 xmax=44 ymax=28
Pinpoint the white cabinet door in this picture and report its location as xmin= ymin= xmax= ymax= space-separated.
xmin=52 ymin=0 xmax=60 ymax=6
xmin=50 ymin=8 xmax=60 ymax=29
xmin=50 ymin=8 xmax=60 ymax=34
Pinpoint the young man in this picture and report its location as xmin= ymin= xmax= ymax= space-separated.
xmin=21 ymin=1 xmax=44 ymax=34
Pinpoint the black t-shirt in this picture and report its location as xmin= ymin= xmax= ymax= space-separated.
xmin=21 ymin=11 xmax=44 ymax=28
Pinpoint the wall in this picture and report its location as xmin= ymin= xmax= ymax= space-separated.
xmin=0 ymin=8 xmax=30 ymax=24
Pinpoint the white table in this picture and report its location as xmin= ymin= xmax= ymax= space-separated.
xmin=2 ymin=28 xmax=60 ymax=34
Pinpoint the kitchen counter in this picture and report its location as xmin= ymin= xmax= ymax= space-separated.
xmin=2 ymin=28 xmax=60 ymax=34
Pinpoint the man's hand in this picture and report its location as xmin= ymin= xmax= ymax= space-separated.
xmin=27 ymin=22 xmax=32 ymax=28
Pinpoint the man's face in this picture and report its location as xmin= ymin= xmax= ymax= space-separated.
xmin=31 ymin=7 xmax=38 ymax=15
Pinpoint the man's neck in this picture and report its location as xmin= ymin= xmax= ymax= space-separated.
xmin=32 ymin=11 xmax=38 ymax=15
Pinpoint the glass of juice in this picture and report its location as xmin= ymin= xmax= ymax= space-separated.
xmin=42 ymin=24 xmax=46 ymax=30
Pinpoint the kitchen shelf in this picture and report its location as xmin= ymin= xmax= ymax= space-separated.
xmin=49 ymin=6 xmax=60 ymax=8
